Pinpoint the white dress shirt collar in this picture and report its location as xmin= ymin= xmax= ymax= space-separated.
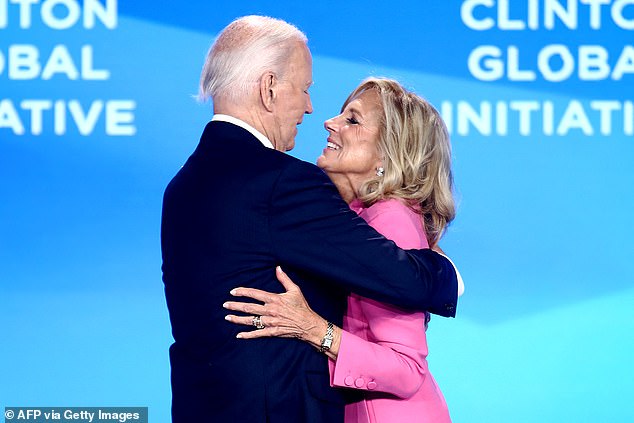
xmin=212 ymin=114 xmax=274 ymax=150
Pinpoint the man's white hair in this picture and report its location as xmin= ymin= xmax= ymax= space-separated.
xmin=199 ymin=15 xmax=308 ymax=103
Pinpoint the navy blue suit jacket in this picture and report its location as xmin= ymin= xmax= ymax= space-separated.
xmin=161 ymin=121 xmax=458 ymax=422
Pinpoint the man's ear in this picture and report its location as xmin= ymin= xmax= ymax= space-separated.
xmin=259 ymin=72 xmax=277 ymax=112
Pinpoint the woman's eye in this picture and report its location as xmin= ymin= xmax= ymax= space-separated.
xmin=346 ymin=117 xmax=359 ymax=125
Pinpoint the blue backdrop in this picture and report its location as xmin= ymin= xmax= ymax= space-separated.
xmin=2 ymin=1 xmax=633 ymax=422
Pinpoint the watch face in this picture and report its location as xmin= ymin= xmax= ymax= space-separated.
xmin=321 ymin=322 xmax=334 ymax=351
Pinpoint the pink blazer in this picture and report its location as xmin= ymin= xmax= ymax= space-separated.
xmin=329 ymin=199 xmax=452 ymax=423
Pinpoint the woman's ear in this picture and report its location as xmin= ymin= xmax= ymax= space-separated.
xmin=376 ymin=153 xmax=385 ymax=172
xmin=259 ymin=72 xmax=277 ymax=112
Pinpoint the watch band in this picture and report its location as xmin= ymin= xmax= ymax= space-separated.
xmin=320 ymin=321 xmax=334 ymax=353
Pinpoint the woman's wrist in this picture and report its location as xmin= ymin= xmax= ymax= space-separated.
xmin=306 ymin=318 xmax=330 ymax=347
xmin=325 ymin=325 xmax=341 ymax=360
xmin=319 ymin=322 xmax=335 ymax=353
xmin=310 ymin=319 xmax=341 ymax=360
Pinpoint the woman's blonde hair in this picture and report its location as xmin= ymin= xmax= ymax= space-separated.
xmin=346 ymin=77 xmax=456 ymax=247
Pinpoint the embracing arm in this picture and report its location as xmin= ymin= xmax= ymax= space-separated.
xmin=329 ymin=299 xmax=430 ymax=398
xmin=325 ymin=204 xmax=439 ymax=397
xmin=268 ymin=161 xmax=457 ymax=316
xmin=225 ymin=188 xmax=463 ymax=395
xmin=224 ymin=268 xmax=430 ymax=398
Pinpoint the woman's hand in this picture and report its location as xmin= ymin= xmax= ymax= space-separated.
xmin=223 ymin=266 xmax=328 ymax=346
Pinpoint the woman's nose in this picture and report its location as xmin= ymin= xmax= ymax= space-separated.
xmin=324 ymin=117 xmax=337 ymax=132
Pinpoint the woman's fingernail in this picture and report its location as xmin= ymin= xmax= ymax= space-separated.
xmin=222 ymin=302 xmax=228 ymax=308
xmin=236 ymin=333 xmax=243 ymax=339
xmin=225 ymin=315 xmax=231 ymax=321
xmin=230 ymin=289 xmax=237 ymax=295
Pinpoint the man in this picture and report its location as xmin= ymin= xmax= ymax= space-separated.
xmin=161 ymin=15 xmax=458 ymax=423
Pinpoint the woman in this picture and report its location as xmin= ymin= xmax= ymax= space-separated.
xmin=225 ymin=77 xmax=460 ymax=422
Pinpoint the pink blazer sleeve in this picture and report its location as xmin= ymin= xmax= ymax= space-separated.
xmin=329 ymin=203 xmax=432 ymax=398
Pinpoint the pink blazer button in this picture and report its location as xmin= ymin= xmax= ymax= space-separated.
xmin=367 ymin=381 xmax=377 ymax=390
xmin=355 ymin=378 xmax=365 ymax=388
xmin=344 ymin=376 xmax=354 ymax=386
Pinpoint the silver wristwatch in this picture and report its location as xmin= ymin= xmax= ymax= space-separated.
xmin=320 ymin=321 xmax=334 ymax=353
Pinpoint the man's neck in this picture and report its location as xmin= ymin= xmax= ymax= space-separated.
xmin=214 ymin=102 xmax=279 ymax=150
